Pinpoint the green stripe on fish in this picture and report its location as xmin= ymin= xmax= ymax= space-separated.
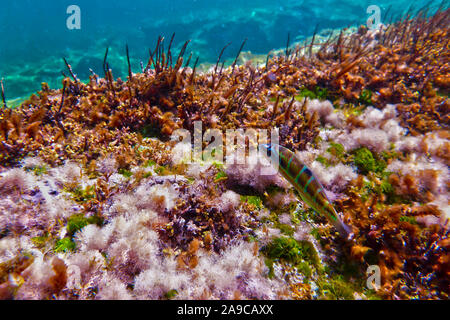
xmin=260 ymin=144 xmax=351 ymax=238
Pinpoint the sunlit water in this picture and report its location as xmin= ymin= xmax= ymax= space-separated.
xmin=0 ymin=0 xmax=444 ymax=102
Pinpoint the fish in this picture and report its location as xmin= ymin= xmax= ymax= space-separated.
xmin=260 ymin=143 xmax=353 ymax=239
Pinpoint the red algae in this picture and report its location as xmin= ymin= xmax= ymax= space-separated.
xmin=0 ymin=9 xmax=449 ymax=300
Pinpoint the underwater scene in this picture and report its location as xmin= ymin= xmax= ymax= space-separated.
xmin=0 ymin=0 xmax=448 ymax=301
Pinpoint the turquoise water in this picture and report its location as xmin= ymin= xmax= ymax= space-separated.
xmin=0 ymin=0 xmax=445 ymax=102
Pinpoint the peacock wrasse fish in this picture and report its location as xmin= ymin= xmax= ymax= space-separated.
xmin=259 ymin=144 xmax=353 ymax=239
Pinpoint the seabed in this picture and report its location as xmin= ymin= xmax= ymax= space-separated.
xmin=0 ymin=9 xmax=449 ymax=300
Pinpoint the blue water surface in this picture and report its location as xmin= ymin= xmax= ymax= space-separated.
xmin=0 ymin=0 xmax=445 ymax=101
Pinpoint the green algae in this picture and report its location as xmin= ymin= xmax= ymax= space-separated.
xmin=54 ymin=238 xmax=76 ymax=253
xmin=144 ymin=159 xmax=157 ymax=167
xmin=56 ymin=213 xmax=104 ymax=253
xmin=353 ymin=147 xmax=386 ymax=175
xmin=25 ymin=165 xmax=48 ymax=176
xmin=316 ymin=275 xmax=356 ymax=300
xmin=314 ymin=254 xmax=370 ymax=300
xmin=262 ymin=236 xmax=321 ymax=281
xmin=327 ymin=142 xmax=345 ymax=160
xmin=381 ymin=149 xmax=401 ymax=161
xmin=214 ymin=170 xmax=228 ymax=183
xmin=357 ymin=171 xmax=410 ymax=205
xmin=211 ymin=161 xmax=224 ymax=170
xmin=276 ymin=223 xmax=295 ymax=236
xmin=358 ymin=89 xmax=373 ymax=105
xmin=143 ymin=172 xmax=153 ymax=178
xmin=295 ymin=86 xmax=329 ymax=101
xmin=240 ymin=195 xmax=263 ymax=210
xmin=154 ymin=165 xmax=170 ymax=176
xmin=379 ymin=175 xmax=394 ymax=194
xmin=263 ymin=237 xmax=306 ymax=264
xmin=66 ymin=214 xmax=104 ymax=237
xmin=31 ymin=233 xmax=50 ymax=249
xmin=118 ymin=168 xmax=133 ymax=178
xmin=310 ymin=228 xmax=321 ymax=241
xmin=315 ymin=142 xmax=346 ymax=167
xmin=295 ymin=207 xmax=318 ymax=224
xmin=66 ymin=185 xmax=96 ymax=204
xmin=66 ymin=215 xmax=90 ymax=236
xmin=399 ymin=215 xmax=418 ymax=225
xmin=315 ymin=155 xmax=330 ymax=167
xmin=289 ymin=206 xmax=302 ymax=225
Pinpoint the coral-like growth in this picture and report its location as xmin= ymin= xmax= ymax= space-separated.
xmin=0 ymin=8 xmax=449 ymax=300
